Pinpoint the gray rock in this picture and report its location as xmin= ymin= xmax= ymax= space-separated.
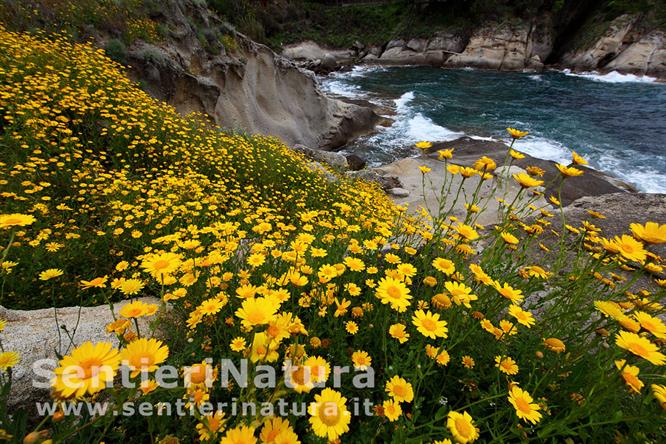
xmin=388 ymin=187 xmax=410 ymax=197
xmin=405 ymin=38 xmax=427 ymax=52
xmin=385 ymin=39 xmax=405 ymax=50
xmin=1 ymin=297 xmax=161 ymax=408
xmin=293 ymin=144 xmax=348 ymax=169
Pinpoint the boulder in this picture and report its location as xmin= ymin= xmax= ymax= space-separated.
xmin=426 ymin=32 xmax=467 ymax=53
xmin=605 ymin=30 xmax=666 ymax=77
xmin=560 ymin=14 xmax=637 ymax=71
xmin=388 ymin=187 xmax=410 ymax=197
xmin=1 ymin=297 xmax=161 ymax=408
xmin=345 ymin=154 xmax=367 ymax=171
xmin=347 ymin=169 xmax=402 ymax=190
xmin=405 ymin=38 xmax=427 ymax=52
xmin=293 ymin=144 xmax=349 ymax=169
xmin=446 ymin=22 xmax=531 ymax=70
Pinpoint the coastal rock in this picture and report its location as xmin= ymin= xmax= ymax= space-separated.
xmin=375 ymin=157 xmax=548 ymax=224
xmin=426 ymin=137 xmax=634 ymax=205
xmin=119 ymin=2 xmax=376 ymax=151
xmin=346 ymin=169 xmax=402 ymax=190
xmin=345 ymin=154 xmax=367 ymax=171
xmin=388 ymin=187 xmax=410 ymax=197
xmin=563 ymin=193 xmax=666 ymax=259
xmin=560 ymin=14 xmax=637 ymax=71
xmin=293 ymin=144 xmax=348 ymax=169
xmin=282 ymin=40 xmax=354 ymax=73
xmin=426 ymin=32 xmax=467 ymax=54
xmin=604 ymin=30 xmax=666 ymax=77
xmin=445 ymin=21 xmax=550 ymax=71
xmin=1 ymin=297 xmax=160 ymax=408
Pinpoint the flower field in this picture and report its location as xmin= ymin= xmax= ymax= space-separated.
xmin=0 ymin=26 xmax=665 ymax=443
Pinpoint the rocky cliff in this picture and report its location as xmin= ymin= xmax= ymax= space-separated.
xmin=107 ymin=0 xmax=378 ymax=149
xmin=282 ymin=12 xmax=665 ymax=78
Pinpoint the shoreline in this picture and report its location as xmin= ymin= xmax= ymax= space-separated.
xmin=317 ymin=64 xmax=665 ymax=196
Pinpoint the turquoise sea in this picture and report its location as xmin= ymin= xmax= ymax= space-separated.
xmin=321 ymin=66 xmax=666 ymax=193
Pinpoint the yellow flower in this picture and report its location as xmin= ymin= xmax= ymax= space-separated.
xmin=447 ymin=410 xmax=479 ymax=443
xmin=508 ymin=386 xmax=542 ymax=424
xmin=438 ymin=148 xmax=454 ymax=159
xmin=119 ymin=338 xmax=169 ymax=377
xmin=345 ymin=321 xmax=359 ymax=335
xmin=452 ymin=223 xmax=479 ymax=241
xmin=308 ymin=388 xmax=351 ymax=441
xmin=351 ymin=350 xmax=372 ymax=370
xmin=508 ymin=305 xmax=535 ymax=328
xmin=235 ymin=296 xmax=280 ymax=328
xmin=571 ymin=150 xmax=588 ymax=165
xmin=512 ymin=173 xmax=543 ymax=188
xmin=52 ymin=341 xmax=120 ymax=398
xmin=555 ymin=163 xmax=584 ymax=177
xmin=506 ymin=127 xmax=528 ymax=139
xmin=389 ymin=323 xmax=410 ymax=343
xmin=509 ymin=149 xmax=525 ymax=159
xmin=415 ymin=141 xmax=433 ymax=150
xmin=412 ymin=309 xmax=448 ymax=339
xmin=419 ymin=165 xmax=432 ymax=174
xmin=141 ymin=252 xmax=182 ymax=280
xmin=230 ymin=337 xmax=246 ymax=352
xmin=473 ymin=156 xmax=496 ymax=171
xmin=461 ymin=355 xmax=475 ymax=369
xmin=0 ymin=351 xmax=20 ymax=370
xmin=39 ymin=268 xmax=63 ymax=281
xmin=444 ymin=281 xmax=477 ymax=308
xmin=119 ymin=300 xmax=158 ymax=319
xmin=492 ymin=282 xmax=524 ymax=304
xmin=495 ymin=356 xmax=519 ymax=375
xmin=614 ymin=359 xmax=643 ymax=393
xmin=630 ymin=222 xmax=666 ymax=244
xmin=196 ymin=410 xmax=227 ymax=441
xmin=615 ymin=331 xmax=665 ymax=365
xmin=220 ymin=425 xmax=256 ymax=444
xmin=0 ymin=213 xmax=36 ymax=229
xmin=500 ymin=232 xmax=519 ymax=245
xmin=633 ymin=311 xmax=666 ymax=338
xmin=119 ymin=278 xmax=145 ymax=296
xmin=612 ymin=235 xmax=647 ymax=263
xmin=375 ymin=277 xmax=412 ymax=312
xmin=543 ymin=337 xmax=566 ymax=353
xmin=259 ymin=417 xmax=298 ymax=444
xmin=80 ymin=276 xmax=108 ymax=290
xmin=432 ymin=257 xmax=456 ymax=275
xmin=385 ymin=375 xmax=414 ymax=403
xmin=651 ymin=384 xmax=666 ymax=409
xmin=382 ymin=399 xmax=402 ymax=422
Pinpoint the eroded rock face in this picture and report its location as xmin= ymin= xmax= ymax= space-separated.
xmin=446 ymin=19 xmax=552 ymax=71
xmin=560 ymin=15 xmax=666 ymax=77
xmin=118 ymin=1 xmax=377 ymax=150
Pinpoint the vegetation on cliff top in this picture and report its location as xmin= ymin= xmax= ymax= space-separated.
xmin=210 ymin=0 xmax=666 ymax=50
xmin=1 ymin=23 xmax=666 ymax=443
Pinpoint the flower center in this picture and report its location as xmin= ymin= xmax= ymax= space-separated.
xmin=455 ymin=417 xmax=473 ymax=437
xmin=318 ymin=402 xmax=341 ymax=426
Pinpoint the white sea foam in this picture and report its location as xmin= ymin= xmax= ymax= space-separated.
xmin=596 ymin=154 xmax=666 ymax=193
xmin=511 ymin=136 xmax=572 ymax=164
xmin=320 ymin=79 xmax=366 ymax=98
xmin=561 ymin=69 xmax=659 ymax=84
xmin=528 ymin=74 xmax=543 ymax=81
xmin=367 ymin=91 xmax=463 ymax=149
